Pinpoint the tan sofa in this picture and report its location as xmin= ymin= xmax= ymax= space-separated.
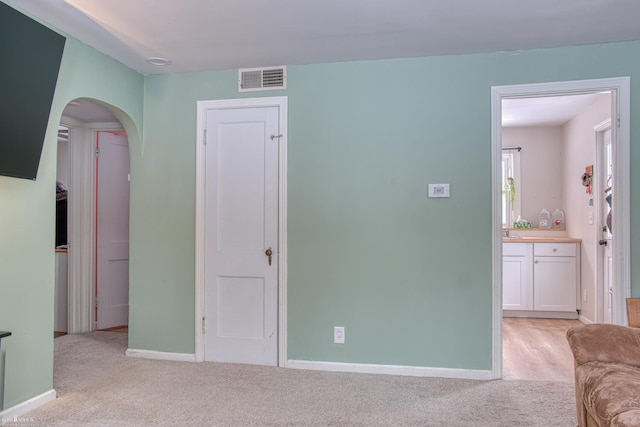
xmin=566 ymin=323 xmax=640 ymax=427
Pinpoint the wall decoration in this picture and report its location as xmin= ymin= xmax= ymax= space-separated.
xmin=581 ymin=165 xmax=593 ymax=194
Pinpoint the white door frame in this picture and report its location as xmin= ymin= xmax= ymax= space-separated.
xmin=490 ymin=77 xmax=631 ymax=379
xmin=194 ymin=96 xmax=288 ymax=364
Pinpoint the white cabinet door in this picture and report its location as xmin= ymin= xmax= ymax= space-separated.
xmin=533 ymin=256 xmax=577 ymax=311
xmin=503 ymin=243 xmax=533 ymax=311
xmin=503 ymin=256 xmax=533 ymax=310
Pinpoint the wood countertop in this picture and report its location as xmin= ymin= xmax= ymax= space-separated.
xmin=503 ymin=237 xmax=582 ymax=243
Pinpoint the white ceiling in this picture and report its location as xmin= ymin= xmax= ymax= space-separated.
xmin=502 ymin=93 xmax=608 ymax=127
xmin=62 ymin=100 xmax=118 ymax=123
xmin=7 ymin=0 xmax=640 ymax=75
xmin=9 ymin=1 xmax=621 ymax=126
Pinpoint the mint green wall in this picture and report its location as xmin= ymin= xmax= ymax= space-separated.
xmin=131 ymin=40 xmax=639 ymax=370
xmin=129 ymin=71 xmax=241 ymax=352
xmin=286 ymin=60 xmax=492 ymax=367
xmin=0 ymin=2 xmax=143 ymax=410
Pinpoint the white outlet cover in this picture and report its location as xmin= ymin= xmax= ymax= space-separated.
xmin=428 ymin=183 xmax=450 ymax=198
xmin=334 ymin=326 xmax=345 ymax=344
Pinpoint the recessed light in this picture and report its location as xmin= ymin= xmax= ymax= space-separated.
xmin=146 ymin=57 xmax=171 ymax=66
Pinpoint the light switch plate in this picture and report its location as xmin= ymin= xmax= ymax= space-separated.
xmin=428 ymin=183 xmax=450 ymax=198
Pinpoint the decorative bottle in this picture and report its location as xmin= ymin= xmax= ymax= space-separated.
xmin=538 ymin=209 xmax=551 ymax=229
xmin=552 ymin=209 xmax=565 ymax=229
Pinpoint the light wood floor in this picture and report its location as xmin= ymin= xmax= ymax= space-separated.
xmin=503 ymin=317 xmax=581 ymax=382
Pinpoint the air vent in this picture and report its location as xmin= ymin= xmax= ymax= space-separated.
xmin=238 ymin=66 xmax=286 ymax=92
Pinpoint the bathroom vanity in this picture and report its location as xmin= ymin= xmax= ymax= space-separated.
xmin=503 ymin=237 xmax=581 ymax=319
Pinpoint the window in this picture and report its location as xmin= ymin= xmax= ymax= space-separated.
xmin=502 ymin=151 xmax=521 ymax=228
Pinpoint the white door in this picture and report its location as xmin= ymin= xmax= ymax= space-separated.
xmin=96 ymin=131 xmax=130 ymax=329
xmin=204 ymin=106 xmax=279 ymax=366
xmin=599 ymin=128 xmax=614 ymax=323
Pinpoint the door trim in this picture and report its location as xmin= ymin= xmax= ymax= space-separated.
xmin=194 ymin=96 xmax=288 ymax=364
xmin=65 ymin=125 xmax=96 ymax=334
xmin=490 ymin=77 xmax=631 ymax=379
xmin=594 ymin=119 xmax=612 ymax=323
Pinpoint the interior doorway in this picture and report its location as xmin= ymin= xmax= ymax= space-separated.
xmin=57 ymin=99 xmax=130 ymax=334
xmin=490 ymin=77 xmax=631 ymax=379
xmin=194 ymin=96 xmax=288 ymax=365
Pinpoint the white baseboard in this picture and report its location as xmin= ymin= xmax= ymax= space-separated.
xmin=0 ymin=389 xmax=56 ymax=425
xmin=578 ymin=315 xmax=593 ymax=324
xmin=503 ymin=310 xmax=579 ymax=319
xmin=285 ymin=360 xmax=492 ymax=380
xmin=125 ymin=348 xmax=196 ymax=362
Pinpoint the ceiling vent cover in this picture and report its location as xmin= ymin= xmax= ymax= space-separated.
xmin=238 ymin=66 xmax=286 ymax=92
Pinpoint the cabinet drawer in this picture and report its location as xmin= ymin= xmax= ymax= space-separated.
xmin=534 ymin=243 xmax=576 ymax=257
xmin=503 ymin=243 xmax=528 ymax=256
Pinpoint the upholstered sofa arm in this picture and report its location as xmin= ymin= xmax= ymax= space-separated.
xmin=567 ymin=323 xmax=640 ymax=368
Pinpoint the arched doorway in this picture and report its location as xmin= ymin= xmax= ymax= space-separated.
xmin=56 ymin=98 xmax=132 ymax=335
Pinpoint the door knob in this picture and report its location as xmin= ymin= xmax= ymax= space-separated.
xmin=265 ymin=247 xmax=273 ymax=266
xmin=599 ymin=239 xmax=608 ymax=246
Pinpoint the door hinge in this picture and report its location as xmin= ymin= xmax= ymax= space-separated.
xmin=617 ymin=114 xmax=621 ymax=128
xmin=202 ymin=316 xmax=206 ymax=334
xmin=94 ymin=297 xmax=98 ymax=308
xmin=95 ymin=147 xmax=100 ymax=158
xmin=203 ymin=129 xmax=207 ymax=145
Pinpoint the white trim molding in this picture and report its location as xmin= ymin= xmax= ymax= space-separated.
xmin=125 ymin=349 xmax=196 ymax=363
xmin=66 ymin=126 xmax=96 ymax=334
xmin=194 ymin=96 xmax=288 ymax=365
xmin=579 ymin=315 xmax=594 ymax=325
xmin=490 ymin=76 xmax=631 ymax=379
xmin=286 ymin=360 xmax=492 ymax=381
xmin=0 ymin=390 xmax=56 ymax=425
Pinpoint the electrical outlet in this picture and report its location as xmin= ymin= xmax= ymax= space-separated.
xmin=334 ymin=326 xmax=345 ymax=344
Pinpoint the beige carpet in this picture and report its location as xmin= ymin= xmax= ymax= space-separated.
xmin=7 ymin=332 xmax=576 ymax=426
